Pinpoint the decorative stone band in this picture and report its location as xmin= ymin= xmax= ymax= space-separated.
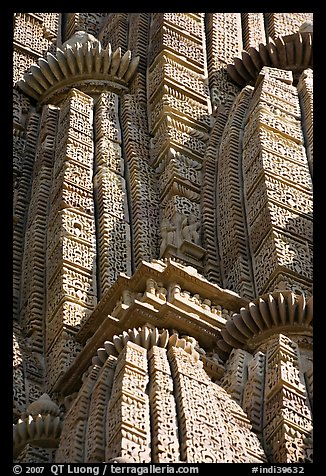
xmin=217 ymin=291 xmax=313 ymax=359
xmin=16 ymin=33 xmax=140 ymax=104
xmin=85 ymin=324 xmax=200 ymax=378
xmin=13 ymin=394 xmax=63 ymax=459
xmin=227 ymin=31 xmax=313 ymax=87
xmin=86 ymin=323 xmax=223 ymax=399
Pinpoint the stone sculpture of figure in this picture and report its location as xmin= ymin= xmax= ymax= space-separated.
xmin=181 ymin=214 xmax=200 ymax=245
xmin=160 ymin=217 xmax=176 ymax=255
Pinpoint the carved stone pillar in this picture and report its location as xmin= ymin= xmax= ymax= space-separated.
xmin=21 ymin=105 xmax=59 ymax=354
xmin=220 ymin=348 xmax=252 ymax=405
xmin=205 ymin=13 xmax=242 ymax=109
xmin=148 ymin=13 xmax=210 ymax=271
xmin=216 ymin=86 xmax=255 ymax=299
xmin=263 ymin=334 xmax=312 ymax=462
xmin=241 ymin=13 xmax=266 ymax=50
xmin=105 ymin=342 xmax=151 ymax=462
xmin=85 ymin=355 xmax=117 ymax=462
xmin=14 ymin=110 xmax=40 ymax=320
xmin=16 ymin=31 xmax=141 ymax=393
xmin=148 ymin=346 xmax=180 ymax=462
xmin=93 ymin=91 xmax=132 ymax=295
xmin=46 ymin=89 xmax=97 ymax=390
xmin=54 ymin=365 xmax=102 ymax=462
xmin=243 ymin=351 xmax=265 ymax=435
xmin=243 ymin=67 xmax=313 ymax=296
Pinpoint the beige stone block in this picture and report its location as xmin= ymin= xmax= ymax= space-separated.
xmin=253 ymin=229 xmax=313 ymax=293
xmin=47 ymin=208 xmax=96 ymax=247
xmin=46 ymin=265 xmax=97 ymax=318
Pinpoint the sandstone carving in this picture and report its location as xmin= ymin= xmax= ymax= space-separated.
xmin=227 ymin=26 xmax=313 ymax=87
xmin=13 ymin=12 xmax=313 ymax=464
xmin=181 ymin=214 xmax=201 ymax=245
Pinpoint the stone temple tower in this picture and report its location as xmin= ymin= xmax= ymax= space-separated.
xmin=13 ymin=13 xmax=313 ymax=464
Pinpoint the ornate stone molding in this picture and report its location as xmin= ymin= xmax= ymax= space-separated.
xmin=16 ymin=31 xmax=140 ymax=104
xmin=13 ymin=394 xmax=63 ymax=459
xmin=56 ymin=325 xmax=266 ymax=463
xmin=91 ymin=324 xmax=224 ymax=383
xmin=77 ymin=259 xmax=249 ymax=344
xmin=217 ymin=291 xmax=313 ymax=359
xmin=227 ymin=30 xmax=313 ymax=87
xmin=52 ymin=259 xmax=243 ymax=395
xmin=89 ymin=324 xmax=201 ymax=372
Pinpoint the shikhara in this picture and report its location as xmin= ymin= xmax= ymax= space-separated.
xmin=13 ymin=13 xmax=313 ymax=465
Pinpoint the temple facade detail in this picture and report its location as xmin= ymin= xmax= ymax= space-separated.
xmin=13 ymin=12 xmax=313 ymax=464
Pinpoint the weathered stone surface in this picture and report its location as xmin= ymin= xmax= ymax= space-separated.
xmin=13 ymin=12 xmax=313 ymax=464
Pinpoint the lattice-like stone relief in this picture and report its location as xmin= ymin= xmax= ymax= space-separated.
xmin=45 ymin=89 xmax=97 ymax=391
xmin=13 ymin=12 xmax=313 ymax=465
xmin=98 ymin=13 xmax=128 ymax=53
xmin=205 ymin=13 xmax=242 ymax=109
xmin=243 ymin=67 xmax=313 ymax=296
xmin=263 ymin=334 xmax=312 ymax=463
xmin=265 ymin=13 xmax=313 ymax=39
xmin=241 ymin=13 xmax=266 ymax=50
xmin=55 ymin=325 xmax=266 ymax=463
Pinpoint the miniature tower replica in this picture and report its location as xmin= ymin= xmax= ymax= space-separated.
xmin=13 ymin=13 xmax=313 ymax=463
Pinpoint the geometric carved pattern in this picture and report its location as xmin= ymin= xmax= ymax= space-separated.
xmin=265 ymin=13 xmax=313 ymax=40
xmin=217 ymin=290 xmax=312 ymax=359
xmin=64 ymin=13 xmax=108 ymax=41
xmin=105 ymin=343 xmax=151 ymax=462
xmin=46 ymin=89 xmax=97 ymax=391
xmin=297 ymin=69 xmax=313 ymax=175
xmin=56 ymin=325 xmax=267 ymax=463
xmin=20 ymin=105 xmax=59 ymax=353
xmin=243 ymin=67 xmax=313 ymax=296
xmin=147 ymin=13 xmax=210 ymax=272
xmin=241 ymin=13 xmax=266 ymax=50
xmin=121 ymin=93 xmax=160 ymax=267
xmin=98 ymin=13 xmax=128 ymax=54
xmin=201 ymin=94 xmax=236 ymax=284
xmin=227 ymin=30 xmax=313 ymax=87
xmin=217 ymin=86 xmax=255 ymax=299
xmin=85 ymin=355 xmax=116 ymax=462
xmin=242 ymin=351 xmax=266 ymax=435
xmin=54 ymin=365 xmax=102 ymax=462
xmin=263 ymin=334 xmax=313 ymax=463
xmin=13 ymin=12 xmax=314 ymax=465
xmin=220 ymin=348 xmax=252 ymax=406
xmin=148 ymin=346 xmax=180 ymax=462
xmin=14 ymin=111 xmax=40 ymax=322
xmin=94 ymin=91 xmax=132 ymax=295
xmin=205 ymin=13 xmax=242 ymax=109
